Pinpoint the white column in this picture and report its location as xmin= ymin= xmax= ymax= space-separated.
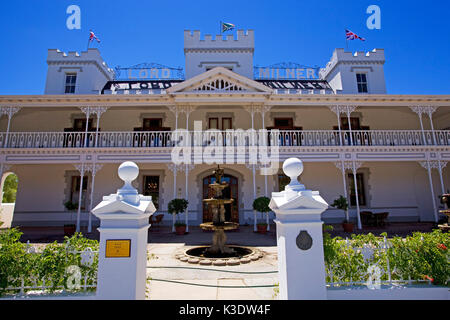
xmin=427 ymin=162 xmax=438 ymax=222
xmin=87 ymin=163 xmax=103 ymax=233
xmin=92 ymin=161 xmax=156 ymax=300
xmin=410 ymin=107 xmax=427 ymax=145
xmin=337 ymin=110 xmax=343 ymax=146
xmin=270 ymin=158 xmax=328 ymax=300
xmin=420 ymin=161 xmax=438 ymax=222
xmin=345 ymin=106 xmax=354 ymax=146
xmin=262 ymin=106 xmax=272 ymax=197
xmin=185 ymin=164 xmax=188 ymax=232
xmin=351 ymin=161 xmax=362 ymax=230
xmin=182 ymin=164 xmax=194 ymax=233
xmin=167 ymin=163 xmax=180 ymax=232
xmin=74 ymin=163 xmax=86 ymax=233
xmin=5 ymin=115 xmax=11 ymax=148
xmin=334 ymin=161 xmax=350 ymax=222
xmin=437 ymin=161 xmax=448 ymax=209
xmin=426 ymin=106 xmax=438 ymax=145
xmin=437 ymin=161 xmax=447 ymax=196
xmin=248 ymin=163 xmax=257 ymax=231
xmin=1 ymin=107 xmax=21 ymax=148
xmin=328 ymin=106 xmax=344 ymax=146
xmin=92 ymin=107 xmax=108 ymax=147
xmin=80 ymin=107 xmax=91 ymax=148
xmin=248 ymin=106 xmax=258 ymax=231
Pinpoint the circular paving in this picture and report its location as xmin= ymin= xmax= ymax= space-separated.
xmin=175 ymin=245 xmax=263 ymax=266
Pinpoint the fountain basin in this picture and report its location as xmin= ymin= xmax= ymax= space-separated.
xmin=199 ymin=221 xmax=239 ymax=231
xmin=175 ymin=246 xmax=264 ymax=266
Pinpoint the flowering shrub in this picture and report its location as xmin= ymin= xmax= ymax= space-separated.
xmin=323 ymin=228 xmax=449 ymax=287
xmin=0 ymin=229 xmax=99 ymax=296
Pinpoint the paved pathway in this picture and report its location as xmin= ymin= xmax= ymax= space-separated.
xmin=146 ymin=243 xmax=279 ymax=300
xmin=145 ymin=226 xmax=279 ymax=300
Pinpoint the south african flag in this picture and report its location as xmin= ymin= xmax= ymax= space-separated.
xmin=221 ymin=22 xmax=235 ymax=33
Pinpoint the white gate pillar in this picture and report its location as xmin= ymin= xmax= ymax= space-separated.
xmin=269 ymin=158 xmax=328 ymax=300
xmin=92 ymin=161 xmax=156 ymax=300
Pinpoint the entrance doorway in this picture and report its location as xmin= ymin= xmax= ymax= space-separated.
xmin=202 ymin=174 xmax=239 ymax=223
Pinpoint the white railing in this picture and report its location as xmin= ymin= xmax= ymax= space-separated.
xmin=2 ymin=241 xmax=98 ymax=296
xmin=0 ymin=130 xmax=448 ymax=148
xmin=325 ymin=237 xmax=431 ymax=288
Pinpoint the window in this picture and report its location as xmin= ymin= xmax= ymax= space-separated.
xmin=70 ymin=176 xmax=88 ymax=210
xmin=73 ymin=119 xmax=93 ymax=131
xmin=222 ymin=118 xmax=232 ymax=130
xmin=356 ymin=73 xmax=368 ymax=93
xmin=65 ymin=73 xmax=77 ymax=94
xmin=143 ymin=118 xmax=163 ymax=130
xmin=274 ymin=118 xmax=294 ymax=129
xmin=340 ymin=117 xmax=361 ymax=130
xmin=143 ymin=176 xmax=160 ymax=209
xmin=208 ymin=117 xmax=232 ymax=130
xmin=208 ymin=118 xmax=219 ymax=129
xmin=347 ymin=173 xmax=366 ymax=206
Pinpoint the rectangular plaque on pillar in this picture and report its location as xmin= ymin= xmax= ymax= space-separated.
xmin=105 ymin=240 xmax=131 ymax=258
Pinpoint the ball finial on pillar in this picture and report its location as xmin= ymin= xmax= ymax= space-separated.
xmin=282 ymin=158 xmax=305 ymax=191
xmin=118 ymin=161 xmax=139 ymax=183
xmin=117 ymin=161 xmax=139 ymax=202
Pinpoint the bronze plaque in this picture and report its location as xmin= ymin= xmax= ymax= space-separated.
xmin=296 ymin=231 xmax=313 ymax=251
xmin=105 ymin=240 xmax=131 ymax=258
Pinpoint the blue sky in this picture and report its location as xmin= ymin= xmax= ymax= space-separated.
xmin=0 ymin=0 xmax=449 ymax=95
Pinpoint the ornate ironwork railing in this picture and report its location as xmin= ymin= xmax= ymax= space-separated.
xmin=2 ymin=241 xmax=98 ymax=297
xmin=0 ymin=130 xmax=448 ymax=149
xmin=325 ymin=237 xmax=432 ymax=288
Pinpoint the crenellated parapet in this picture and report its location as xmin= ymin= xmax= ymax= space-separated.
xmin=184 ymin=30 xmax=254 ymax=51
xmin=320 ymin=48 xmax=385 ymax=79
xmin=320 ymin=48 xmax=386 ymax=94
xmin=47 ymin=48 xmax=115 ymax=79
xmin=45 ymin=48 xmax=115 ymax=94
xmin=184 ymin=30 xmax=255 ymax=79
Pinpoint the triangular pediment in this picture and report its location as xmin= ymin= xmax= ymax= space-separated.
xmin=167 ymin=67 xmax=273 ymax=94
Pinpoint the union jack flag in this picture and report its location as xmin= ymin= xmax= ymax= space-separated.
xmin=346 ymin=29 xmax=365 ymax=41
xmin=89 ymin=30 xmax=100 ymax=43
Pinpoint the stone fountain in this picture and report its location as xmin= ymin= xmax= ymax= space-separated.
xmin=438 ymin=193 xmax=450 ymax=232
xmin=200 ymin=165 xmax=239 ymax=256
xmin=175 ymin=165 xmax=263 ymax=265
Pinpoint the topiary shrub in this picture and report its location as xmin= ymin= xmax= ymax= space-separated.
xmin=168 ymin=198 xmax=189 ymax=226
xmin=252 ymin=196 xmax=271 ymax=213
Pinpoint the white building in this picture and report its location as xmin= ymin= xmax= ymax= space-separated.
xmin=0 ymin=29 xmax=449 ymax=231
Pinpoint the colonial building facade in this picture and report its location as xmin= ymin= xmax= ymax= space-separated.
xmin=0 ymin=29 xmax=449 ymax=231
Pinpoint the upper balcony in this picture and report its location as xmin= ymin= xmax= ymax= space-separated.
xmin=1 ymin=129 xmax=449 ymax=149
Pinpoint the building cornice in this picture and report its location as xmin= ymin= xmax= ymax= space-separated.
xmin=1 ymin=145 xmax=448 ymax=164
xmin=0 ymin=94 xmax=450 ymax=108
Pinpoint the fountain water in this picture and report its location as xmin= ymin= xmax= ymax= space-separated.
xmin=176 ymin=165 xmax=262 ymax=265
xmin=200 ymin=165 xmax=239 ymax=256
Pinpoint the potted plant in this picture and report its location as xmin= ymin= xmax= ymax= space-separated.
xmin=64 ymin=200 xmax=78 ymax=236
xmin=168 ymin=198 xmax=189 ymax=235
xmin=253 ymin=196 xmax=271 ymax=234
xmin=331 ymin=195 xmax=354 ymax=233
